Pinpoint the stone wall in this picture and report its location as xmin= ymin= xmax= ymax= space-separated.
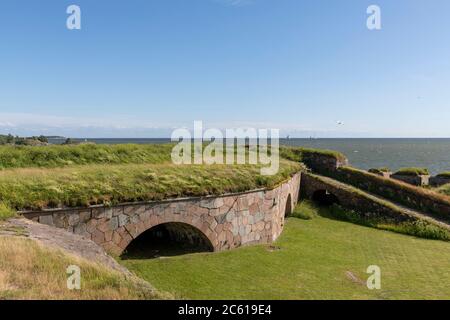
xmin=301 ymin=151 xmax=349 ymax=176
xmin=331 ymin=167 xmax=450 ymax=223
xmin=430 ymin=176 xmax=450 ymax=187
xmin=22 ymin=173 xmax=301 ymax=255
xmin=391 ymin=174 xmax=430 ymax=187
xmin=300 ymin=151 xmax=450 ymax=223
xmin=301 ymin=172 xmax=422 ymax=223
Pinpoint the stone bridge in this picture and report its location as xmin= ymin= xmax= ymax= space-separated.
xmin=23 ymin=173 xmax=301 ymax=255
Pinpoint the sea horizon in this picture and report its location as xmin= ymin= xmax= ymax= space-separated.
xmin=46 ymin=137 xmax=450 ymax=175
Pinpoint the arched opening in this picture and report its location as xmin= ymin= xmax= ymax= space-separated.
xmin=312 ymin=190 xmax=339 ymax=206
xmin=121 ymin=222 xmax=214 ymax=260
xmin=284 ymin=194 xmax=293 ymax=217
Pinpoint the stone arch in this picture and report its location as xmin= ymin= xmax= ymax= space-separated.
xmin=25 ymin=172 xmax=302 ymax=256
xmin=312 ymin=189 xmax=340 ymax=206
xmin=123 ymin=221 xmax=214 ymax=258
xmin=284 ymin=194 xmax=293 ymax=217
xmin=117 ymin=214 xmax=219 ymax=256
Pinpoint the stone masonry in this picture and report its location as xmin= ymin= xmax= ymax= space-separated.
xmin=22 ymin=173 xmax=301 ymax=255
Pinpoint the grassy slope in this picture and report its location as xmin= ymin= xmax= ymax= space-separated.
xmin=0 ymin=144 xmax=338 ymax=170
xmin=394 ymin=167 xmax=430 ymax=176
xmin=0 ymin=236 xmax=168 ymax=300
xmin=0 ymin=160 xmax=301 ymax=211
xmin=0 ymin=144 xmax=302 ymax=214
xmin=0 ymin=144 xmax=173 ymax=169
xmin=121 ymin=203 xmax=450 ymax=300
xmin=438 ymin=184 xmax=450 ymax=196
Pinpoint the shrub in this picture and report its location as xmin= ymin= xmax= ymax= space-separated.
xmin=291 ymin=201 xmax=317 ymax=220
xmin=394 ymin=167 xmax=430 ymax=176
xmin=380 ymin=220 xmax=450 ymax=241
xmin=0 ymin=203 xmax=16 ymax=220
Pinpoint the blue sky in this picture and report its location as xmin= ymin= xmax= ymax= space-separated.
xmin=0 ymin=0 xmax=449 ymax=137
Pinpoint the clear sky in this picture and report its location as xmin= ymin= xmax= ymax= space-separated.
xmin=0 ymin=0 xmax=449 ymax=138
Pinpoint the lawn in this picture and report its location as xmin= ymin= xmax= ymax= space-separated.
xmin=120 ymin=202 xmax=450 ymax=300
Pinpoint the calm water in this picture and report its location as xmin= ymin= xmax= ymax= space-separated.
xmin=49 ymin=138 xmax=450 ymax=175
xmin=283 ymin=138 xmax=450 ymax=175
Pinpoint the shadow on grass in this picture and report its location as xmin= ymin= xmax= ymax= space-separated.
xmin=121 ymin=224 xmax=213 ymax=261
xmin=121 ymin=242 xmax=209 ymax=260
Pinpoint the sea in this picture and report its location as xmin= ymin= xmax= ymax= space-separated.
xmin=48 ymin=138 xmax=450 ymax=175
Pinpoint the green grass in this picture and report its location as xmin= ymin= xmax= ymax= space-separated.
xmin=0 ymin=143 xmax=303 ymax=213
xmin=0 ymin=144 xmax=336 ymax=170
xmin=0 ymin=203 xmax=16 ymax=221
xmin=394 ymin=167 xmax=430 ymax=176
xmin=290 ymin=201 xmax=317 ymax=220
xmin=437 ymin=172 xmax=450 ymax=179
xmin=318 ymin=202 xmax=450 ymax=241
xmin=121 ymin=203 xmax=450 ymax=300
xmin=0 ymin=144 xmax=174 ymax=169
xmin=368 ymin=167 xmax=391 ymax=174
xmin=438 ymin=184 xmax=450 ymax=196
xmin=0 ymin=160 xmax=301 ymax=211
xmin=0 ymin=237 xmax=169 ymax=300
xmin=280 ymin=146 xmax=346 ymax=163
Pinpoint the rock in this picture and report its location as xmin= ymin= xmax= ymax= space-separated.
xmin=39 ymin=215 xmax=54 ymax=226
xmin=118 ymin=214 xmax=129 ymax=227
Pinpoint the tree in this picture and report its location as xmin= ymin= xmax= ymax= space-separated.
xmin=38 ymin=135 xmax=48 ymax=143
xmin=64 ymin=138 xmax=75 ymax=145
xmin=6 ymin=134 xmax=14 ymax=144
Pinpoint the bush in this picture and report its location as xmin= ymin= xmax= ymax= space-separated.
xmin=0 ymin=203 xmax=16 ymax=220
xmin=380 ymin=220 xmax=450 ymax=241
xmin=0 ymin=134 xmax=48 ymax=146
xmin=291 ymin=201 xmax=318 ymax=220
xmin=394 ymin=167 xmax=430 ymax=176
xmin=37 ymin=135 xmax=48 ymax=143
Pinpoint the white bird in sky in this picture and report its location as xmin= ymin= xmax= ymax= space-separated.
xmin=337 ymin=121 xmax=344 ymax=125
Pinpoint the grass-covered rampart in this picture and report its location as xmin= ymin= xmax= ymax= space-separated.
xmin=394 ymin=167 xmax=430 ymax=176
xmin=334 ymin=166 xmax=450 ymax=222
xmin=0 ymin=144 xmax=303 ymax=215
xmin=0 ymin=161 xmax=301 ymax=212
xmin=0 ymin=144 xmax=174 ymax=169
